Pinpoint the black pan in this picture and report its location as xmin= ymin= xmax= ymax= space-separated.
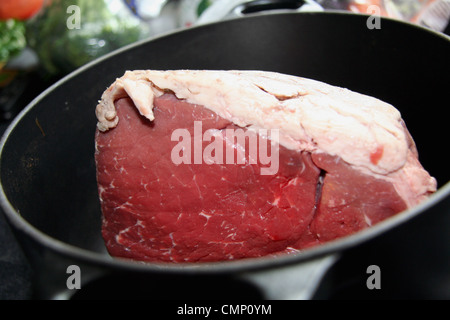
xmin=1 ymin=11 xmax=449 ymax=300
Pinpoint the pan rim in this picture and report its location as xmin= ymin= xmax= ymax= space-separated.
xmin=0 ymin=11 xmax=449 ymax=274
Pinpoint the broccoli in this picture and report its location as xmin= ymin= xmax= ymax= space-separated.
xmin=0 ymin=19 xmax=26 ymax=66
xmin=26 ymin=0 xmax=149 ymax=77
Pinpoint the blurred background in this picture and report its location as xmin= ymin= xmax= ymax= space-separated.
xmin=0 ymin=0 xmax=449 ymax=122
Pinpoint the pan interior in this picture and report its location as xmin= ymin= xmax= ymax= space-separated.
xmin=1 ymin=12 xmax=449 ymax=257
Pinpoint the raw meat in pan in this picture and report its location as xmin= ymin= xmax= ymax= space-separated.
xmin=95 ymin=70 xmax=436 ymax=262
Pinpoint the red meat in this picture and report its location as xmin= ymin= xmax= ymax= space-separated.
xmin=95 ymin=70 xmax=436 ymax=263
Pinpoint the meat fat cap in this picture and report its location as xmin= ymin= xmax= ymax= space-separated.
xmin=95 ymin=69 xmax=411 ymax=177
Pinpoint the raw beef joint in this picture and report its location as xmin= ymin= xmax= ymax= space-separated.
xmin=95 ymin=70 xmax=436 ymax=263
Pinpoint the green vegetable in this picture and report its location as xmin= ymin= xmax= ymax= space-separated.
xmin=26 ymin=0 xmax=150 ymax=77
xmin=0 ymin=19 xmax=26 ymax=65
xmin=197 ymin=0 xmax=213 ymax=17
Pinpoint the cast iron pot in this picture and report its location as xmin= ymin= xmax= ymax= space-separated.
xmin=1 ymin=11 xmax=449 ymax=299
